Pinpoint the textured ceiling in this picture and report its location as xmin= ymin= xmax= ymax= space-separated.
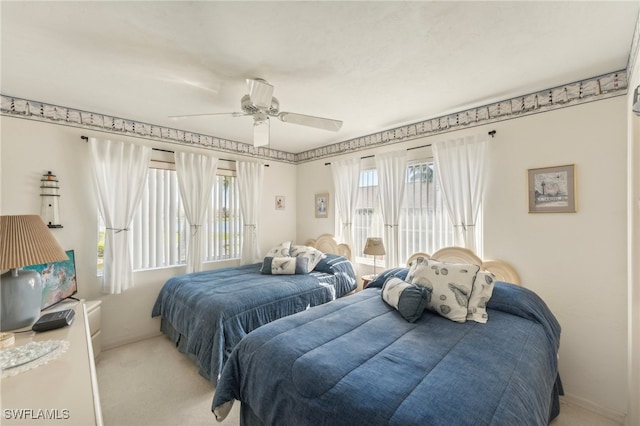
xmin=1 ymin=1 xmax=638 ymax=153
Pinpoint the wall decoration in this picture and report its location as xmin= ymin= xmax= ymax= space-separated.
xmin=0 ymin=69 xmax=628 ymax=165
xmin=528 ymin=164 xmax=576 ymax=213
xmin=275 ymin=196 xmax=285 ymax=210
xmin=40 ymin=171 xmax=63 ymax=228
xmin=315 ymin=193 xmax=329 ymax=218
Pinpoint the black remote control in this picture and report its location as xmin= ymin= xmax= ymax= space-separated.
xmin=32 ymin=309 xmax=75 ymax=332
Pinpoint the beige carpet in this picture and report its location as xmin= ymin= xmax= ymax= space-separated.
xmin=97 ymin=335 xmax=621 ymax=426
xmin=96 ymin=335 xmax=240 ymax=426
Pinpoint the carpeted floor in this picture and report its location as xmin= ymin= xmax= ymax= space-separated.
xmin=97 ymin=335 xmax=621 ymax=426
xmin=96 ymin=335 xmax=240 ymax=426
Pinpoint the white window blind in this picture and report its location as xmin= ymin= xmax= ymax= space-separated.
xmin=401 ymin=161 xmax=455 ymax=259
xmin=352 ymin=160 xmax=459 ymax=264
xmin=98 ymin=166 xmax=242 ymax=273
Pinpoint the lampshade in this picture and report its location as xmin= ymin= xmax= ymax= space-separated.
xmin=363 ymin=237 xmax=386 ymax=256
xmin=0 ymin=215 xmax=68 ymax=269
xmin=1 ymin=215 xmax=68 ymax=331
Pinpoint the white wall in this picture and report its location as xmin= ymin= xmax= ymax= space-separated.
xmin=296 ymin=97 xmax=629 ymax=419
xmin=483 ymin=99 xmax=627 ymax=419
xmin=1 ymin=95 xmax=630 ymax=418
xmin=0 ymin=117 xmax=298 ymax=349
xmin=626 ymin=46 xmax=640 ymax=426
xmin=296 ymin=159 xmax=337 ymax=240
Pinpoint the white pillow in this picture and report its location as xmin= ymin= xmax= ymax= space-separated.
xmin=467 ymin=270 xmax=496 ymax=323
xmin=265 ymin=241 xmax=292 ymax=258
xmin=406 ymin=258 xmax=480 ymax=323
xmin=289 ymin=245 xmax=326 ymax=271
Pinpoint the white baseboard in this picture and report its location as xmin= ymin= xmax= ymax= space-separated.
xmin=102 ymin=331 xmax=163 ymax=352
xmin=560 ymin=393 xmax=625 ymax=425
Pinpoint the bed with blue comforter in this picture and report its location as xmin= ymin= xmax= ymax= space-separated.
xmin=212 ymin=280 xmax=562 ymax=425
xmin=151 ymin=253 xmax=356 ymax=386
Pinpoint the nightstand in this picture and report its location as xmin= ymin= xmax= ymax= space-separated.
xmin=361 ymin=274 xmax=376 ymax=289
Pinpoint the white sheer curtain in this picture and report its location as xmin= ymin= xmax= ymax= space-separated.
xmin=432 ymin=134 xmax=489 ymax=254
xmin=331 ymin=157 xmax=361 ymax=248
xmin=89 ymin=138 xmax=151 ymax=294
xmin=237 ymin=161 xmax=264 ymax=265
xmin=174 ymin=151 xmax=219 ymax=273
xmin=375 ymin=150 xmax=408 ymax=268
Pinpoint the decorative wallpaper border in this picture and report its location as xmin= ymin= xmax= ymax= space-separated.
xmin=0 ymin=96 xmax=297 ymax=164
xmin=0 ymin=69 xmax=628 ymax=164
xmin=295 ymin=70 xmax=628 ymax=163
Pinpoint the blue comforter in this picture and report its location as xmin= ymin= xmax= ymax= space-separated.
xmin=151 ymin=254 xmax=356 ymax=386
xmin=212 ymin=281 xmax=561 ymax=426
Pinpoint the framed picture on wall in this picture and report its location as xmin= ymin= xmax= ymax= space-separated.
xmin=275 ymin=196 xmax=285 ymax=210
xmin=528 ymin=164 xmax=577 ymax=213
xmin=315 ymin=193 xmax=329 ymax=218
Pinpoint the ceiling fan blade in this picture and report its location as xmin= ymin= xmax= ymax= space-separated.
xmin=246 ymin=78 xmax=274 ymax=110
xmin=253 ymin=117 xmax=270 ymax=147
xmin=169 ymin=112 xmax=246 ymax=120
xmin=277 ymin=112 xmax=343 ymax=132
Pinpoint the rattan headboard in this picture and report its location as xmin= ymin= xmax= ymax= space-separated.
xmin=305 ymin=234 xmax=353 ymax=262
xmin=407 ymin=247 xmax=520 ymax=285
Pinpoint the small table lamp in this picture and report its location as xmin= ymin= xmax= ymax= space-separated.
xmin=0 ymin=215 xmax=68 ymax=331
xmin=363 ymin=237 xmax=386 ymax=277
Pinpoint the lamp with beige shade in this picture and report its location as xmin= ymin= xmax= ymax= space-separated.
xmin=0 ymin=215 xmax=68 ymax=331
xmin=363 ymin=237 xmax=386 ymax=277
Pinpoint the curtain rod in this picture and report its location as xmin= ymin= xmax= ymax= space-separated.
xmin=324 ymin=130 xmax=497 ymax=165
xmin=80 ymin=136 xmax=269 ymax=166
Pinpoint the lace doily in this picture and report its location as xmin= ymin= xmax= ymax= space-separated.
xmin=0 ymin=340 xmax=70 ymax=378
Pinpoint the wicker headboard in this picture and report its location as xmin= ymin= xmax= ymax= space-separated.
xmin=305 ymin=234 xmax=353 ymax=262
xmin=407 ymin=247 xmax=521 ymax=285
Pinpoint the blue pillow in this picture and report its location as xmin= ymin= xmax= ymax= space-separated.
xmin=261 ymin=256 xmax=309 ymax=274
xmin=366 ymin=267 xmax=409 ymax=289
xmin=381 ymin=277 xmax=432 ymax=322
xmin=313 ymin=253 xmax=341 ymax=274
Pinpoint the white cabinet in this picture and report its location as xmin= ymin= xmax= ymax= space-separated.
xmin=85 ymin=300 xmax=102 ymax=359
xmin=1 ymin=302 xmax=103 ymax=425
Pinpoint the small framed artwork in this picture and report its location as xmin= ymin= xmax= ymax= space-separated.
xmin=275 ymin=196 xmax=285 ymax=210
xmin=528 ymin=164 xmax=577 ymax=213
xmin=315 ymin=192 xmax=329 ymax=218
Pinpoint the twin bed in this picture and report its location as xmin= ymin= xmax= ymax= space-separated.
xmin=211 ymin=247 xmax=562 ymax=426
xmin=151 ymin=234 xmax=357 ymax=386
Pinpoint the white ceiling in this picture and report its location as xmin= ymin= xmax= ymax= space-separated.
xmin=1 ymin=1 xmax=638 ymax=154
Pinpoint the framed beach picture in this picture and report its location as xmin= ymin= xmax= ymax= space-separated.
xmin=528 ymin=164 xmax=576 ymax=213
xmin=315 ymin=193 xmax=329 ymax=218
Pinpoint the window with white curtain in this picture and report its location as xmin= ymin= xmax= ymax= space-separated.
xmin=97 ymin=163 xmax=242 ymax=273
xmin=352 ymin=159 xmax=457 ymax=265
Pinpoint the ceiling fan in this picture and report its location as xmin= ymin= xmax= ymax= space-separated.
xmin=170 ymin=78 xmax=343 ymax=147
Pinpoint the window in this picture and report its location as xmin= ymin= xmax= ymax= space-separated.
xmin=97 ymin=165 xmax=242 ymax=273
xmin=401 ymin=161 xmax=455 ymax=259
xmin=353 ymin=169 xmax=383 ymax=264
xmin=352 ymin=160 xmax=456 ymax=265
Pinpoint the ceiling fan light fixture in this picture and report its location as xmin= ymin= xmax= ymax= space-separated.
xmin=253 ymin=118 xmax=270 ymax=147
xmin=246 ymin=78 xmax=274 ymax=110
xmin=241 ymin=94 xmax=279 ymax=115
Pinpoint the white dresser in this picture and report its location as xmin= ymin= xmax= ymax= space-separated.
xmin=84 ymin=300 xmax=102 ymax=359
xmin=1 ymin=301 xmax=103 ymax=425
